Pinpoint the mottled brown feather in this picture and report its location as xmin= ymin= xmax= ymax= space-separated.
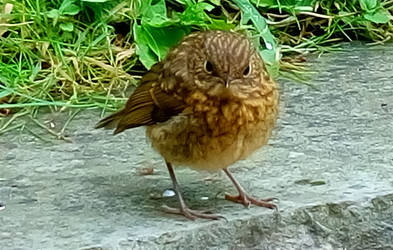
xmin=95 ymin=30 xmax=280 ymax=218
xmin=96 ymin=30 xmax=279 ymax=171
xmin=95 ymin=63 xmax=185 ymax=134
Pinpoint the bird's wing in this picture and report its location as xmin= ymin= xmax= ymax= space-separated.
xmin=95 ymin=65 xmax=186 ymax=134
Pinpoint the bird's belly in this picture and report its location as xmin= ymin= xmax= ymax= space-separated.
xmin=146 ymin=104 xmax=277 ymax=171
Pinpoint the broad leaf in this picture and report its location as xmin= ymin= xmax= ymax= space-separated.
xmin=60 ymin=0 xmax=80 ymax=15
xmin=251 ymin=0 xmax=276 ymax=7
xmin=47 ymin=9 xmax=60 ymax=19
xmin=133 ymin=23 xmax=158 ymax=69
xmin=142 ymin=25 xmax=187 ymax=60
xmin=179 ymin=2 xmax=215 ymax=26
xmin=233 ymin=0 xmax=278 ymax=66
xmin=60 ymin=22 xmax=74 ymax=32
xmin=359 ymin=0 xmax=378 ymax=12
xmin=142 ymin=0 xmax=172 ymax=27
xmin=364 ymin=8 xmax=391 ymax=24
xmin=208 ymin=19 xmax=236 ymax=30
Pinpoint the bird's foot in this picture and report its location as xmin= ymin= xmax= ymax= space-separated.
xmin=162 ymin=205 xmax=225 ymax=220
xmin=225 ymin=193 xmax=277 ymax=210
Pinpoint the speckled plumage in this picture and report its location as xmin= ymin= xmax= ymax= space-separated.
xmin=96 ymin=30 xmax=279 ymax=219
xmin=146 ymin=78 xmax=278 ymax=171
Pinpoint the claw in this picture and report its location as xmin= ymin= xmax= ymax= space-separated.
xmin=223 ymin=168 xmax=278 ymax=210
xmin=225 ymin=193 xmax=277 ymax=210
xmin=162 ymin=205 xmax=225 ymax=220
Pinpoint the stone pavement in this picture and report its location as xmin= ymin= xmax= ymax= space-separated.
xmin=1 ymin=43 xmax=393 ymax=249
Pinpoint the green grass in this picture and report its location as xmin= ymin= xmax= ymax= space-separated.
xmin=0 ymin=0 xmax=392 ymax=134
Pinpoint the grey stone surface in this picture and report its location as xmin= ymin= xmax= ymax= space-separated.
xmin=1 ymin=43 xmax=393 ymax=249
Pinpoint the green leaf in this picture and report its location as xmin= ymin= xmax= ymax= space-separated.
xmin=59 ymin=0 xmax=80 ymax=15
xmin=232 ymin=0 xmax=278 ymax=66
xmin=133 ymin=23 xmax=158 ymax=69
xmin=364 ymin=8 xmax=391 ymax=24
xmin=47 ymin=9 xmax=60 ymax=26
xmin=60 ymin=22 xmax=74 ymax=32
xmin=171 ymin=0 xmax=188 ymax=5
xmin=61 ymin=4 xmax=80 ymax=15
xmin=250 ymin=0 xmax=276 ymax=7
xmin=338 ymin=11 xmax=355 ymax=25
xmin=133 ymin=0 xmax=152 ymax=17
xmin=139 ymin=26 xmax=160 ymax=59
xmin=178 ymin=0 xmax=196 ymax=6
xmin=143 ymin=26 xmax=187 ymax=60
xmin=142 ymin=0 xmax=173 ymax=27
xmin=251 ymin=0 xmax=316 ymax=11
xmin=179 ymin=2 xmax=215 ymax=26
xmin=294 ymin=0 xmax=316 ymax=7
xmin=47 ymin=9 xmax=60 ymax=19
xmin=207 ymin=19 xmax=236 ymax=30
xmin=359 ymin=0 xmax=378 ymax=12
xmin=81 ymin=0 xmax=109 ymax=2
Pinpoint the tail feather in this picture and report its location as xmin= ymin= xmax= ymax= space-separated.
xmin=95 ymin=111 xmax=122 ymax=130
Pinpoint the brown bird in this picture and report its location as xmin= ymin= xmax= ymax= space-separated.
xmin=96 ymin=30 xmax=279 ymax=220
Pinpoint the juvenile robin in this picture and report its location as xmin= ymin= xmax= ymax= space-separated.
xmin=96 ymin=30 xmax=279 ymax=220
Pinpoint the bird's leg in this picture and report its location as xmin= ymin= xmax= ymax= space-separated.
xmin=223 ymin=168 xmax=277 ymax=209
xmin=162 ymin=161 xmax=223 ymax=220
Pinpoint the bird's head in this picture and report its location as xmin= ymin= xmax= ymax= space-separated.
xmin=163 ymin=30 xmax=271 ymax=99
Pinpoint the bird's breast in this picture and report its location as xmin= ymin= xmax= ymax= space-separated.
xmin=146 ymin=88 xmax=279 ymax=171
xmin=185 ymin=89 xmax=277 ymax=134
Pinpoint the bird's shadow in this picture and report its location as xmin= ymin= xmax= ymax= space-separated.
xmin=75 ymin=170 xmax=232 ymax=221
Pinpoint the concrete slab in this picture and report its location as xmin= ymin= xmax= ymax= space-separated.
xmin=1 ymin=43 xmax=393 ymax=249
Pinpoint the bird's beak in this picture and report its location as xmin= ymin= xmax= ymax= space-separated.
xmin=225 ymin=77 xmax=232 ymax=88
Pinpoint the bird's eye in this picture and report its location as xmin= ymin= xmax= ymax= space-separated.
xmin=243 ymin=64 xmax=251 ymax=77
xmin=204 ymin=61 xmax=214 ymax=74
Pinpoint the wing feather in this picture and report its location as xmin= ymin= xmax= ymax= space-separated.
xmin=96 ymin=64 xmax=185 ymax=134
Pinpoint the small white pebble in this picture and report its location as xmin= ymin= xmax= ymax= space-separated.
xmin=162 ymin=189 xmax=176 ymax=197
